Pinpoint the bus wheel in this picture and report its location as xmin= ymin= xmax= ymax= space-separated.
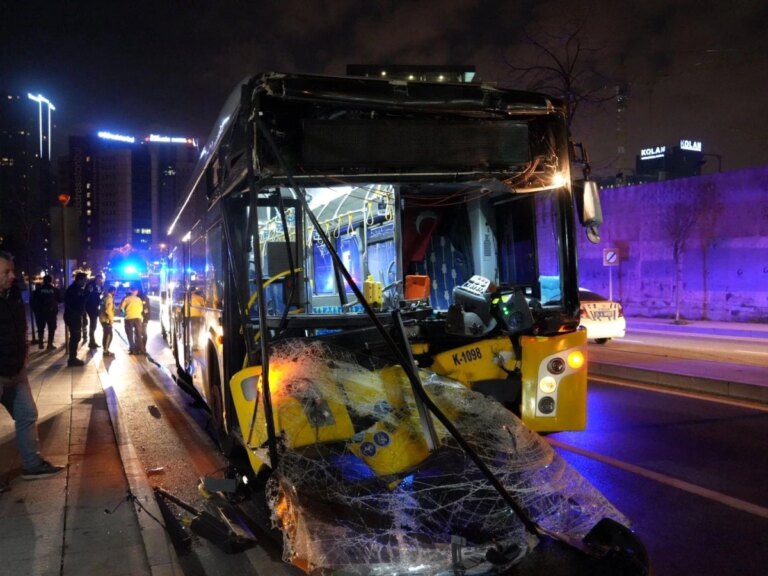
xmin=594 ymin=338 xmax=609 ymax=345
xmin=209 ymin=372 xmax=236 ymax=457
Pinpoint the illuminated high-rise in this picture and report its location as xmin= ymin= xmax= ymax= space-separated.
xmin=59 ymin=131 xmax=199 ymax=271
xmin=0 ymin=91 xmax=55 ymax=273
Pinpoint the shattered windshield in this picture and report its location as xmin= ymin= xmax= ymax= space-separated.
xmin=233 ymin=340 xmax=629 ymax=574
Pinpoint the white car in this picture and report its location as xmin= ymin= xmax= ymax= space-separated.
xmin=579 ymin=288 xmax=626 ymax=344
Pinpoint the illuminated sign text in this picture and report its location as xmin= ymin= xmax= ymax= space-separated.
xmin=98 ymin=131 xmax=135 ymax=143
xmin=640 ymin=146 xmax=666 ymax=160
xmin=146 ymin=134 xmax=198 ymax=146
xmin=680 ymin=139 xmax=702 ymax=152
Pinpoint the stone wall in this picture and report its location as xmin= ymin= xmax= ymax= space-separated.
xmin=576 ymin=167 xmax=768 ymax=323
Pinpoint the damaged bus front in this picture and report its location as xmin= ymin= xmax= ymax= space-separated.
xmin=164 ymin=72 xmax=647 ymax=575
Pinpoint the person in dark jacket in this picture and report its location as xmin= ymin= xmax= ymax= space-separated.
xmin=139 ymin=289 xmax=151 ymax=351
xmin=0 ymin=250 xmax=64 ymax=479
xmin=64 ymin=272 xmax=88 ymax=367
xmin=84 ymin=273 xmax=104 ymax=349
xmin=31 ymin=275 xmax=62 ymax=350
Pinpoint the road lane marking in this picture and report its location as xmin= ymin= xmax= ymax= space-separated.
xmin=590 ymin=375 xmax=768 ymax=412
xmin=547 ymin=437 xmax=768 ymax=520
xmin=734 ymin=349 xmax=768 ymax=356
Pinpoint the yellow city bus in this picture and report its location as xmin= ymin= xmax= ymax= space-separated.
xmin=164 ymin=71 xmax=605 ymax=448
xmin=157 ymin=72 xmax=655 ymax=576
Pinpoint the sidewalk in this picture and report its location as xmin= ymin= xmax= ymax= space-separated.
xmin=589 ymin=316 xmax=768 ymax=404
xmin=0 ymin=320 xmax=177 ymax=576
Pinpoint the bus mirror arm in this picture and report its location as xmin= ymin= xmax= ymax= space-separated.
xmin=573 ymin=179 xmax=603 ymax=244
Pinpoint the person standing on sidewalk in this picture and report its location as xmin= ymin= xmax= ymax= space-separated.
xmin=64 ymin=272 xmax=88 ymax=367
xmin=84 ymin=274 xmax=104 ymax=349
xmin=32 ymin=275 xmax=62 ymax=350
xmin=99 ymin=285 xmax=116 ymax=357
xmin=120 ymin=286 xmax=145 ymax=355
xmin=0 ymin=250 xmax=64 ymax=479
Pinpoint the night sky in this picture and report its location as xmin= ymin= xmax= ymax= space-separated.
xmin=3 ymin=0 xmax=768 ymax=177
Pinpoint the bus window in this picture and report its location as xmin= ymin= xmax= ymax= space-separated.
xmin=336 ymin=232 xmax=362 ymax=294
xmin=312 ymin=241 xmax=336 ymax=296
xmin=535 ymin=191 xmax=563 ymax=305
xmin=365 ymin=218 xmax=397 ymax=291
xmin=366 ymin=238 xmax=396 ymax=288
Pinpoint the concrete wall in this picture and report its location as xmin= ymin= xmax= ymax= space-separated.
xmin=576 ymin=167 xmax=768 ymax=323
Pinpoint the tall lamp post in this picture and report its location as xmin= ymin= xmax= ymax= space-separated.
xmin=27 ymin=93 xmax=55 ymax=161
xmin=58 ymin=193 xmax=70 ymax=348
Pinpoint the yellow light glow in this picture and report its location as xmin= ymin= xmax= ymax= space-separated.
xmin=567 ymin=350 xmax=585 ymax=370
xmin=553 ymin=173 xmax=567 ymax=188
xmin=539 ymin=376 xmax=557 ymax=394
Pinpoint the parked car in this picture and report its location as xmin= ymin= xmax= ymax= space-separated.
xmin=579 ymin=288 xmax=626 ymax=344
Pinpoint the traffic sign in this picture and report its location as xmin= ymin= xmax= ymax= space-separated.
xmin=603 ymin=248 xmax=620 ymax=267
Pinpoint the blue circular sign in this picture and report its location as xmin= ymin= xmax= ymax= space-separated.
xmin=360 ymin=441 xmax=377 ymax=457
xmin=373 ymin=431 xmax=391 ymax=447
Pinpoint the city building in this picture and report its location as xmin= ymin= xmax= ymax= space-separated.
xmin=0 ymin=91 xmax=56 ymax=275
xmin=598 ymin=138 xmax=716 ymax=189
xmin=58 ymin=131 xmax=199 ymax=273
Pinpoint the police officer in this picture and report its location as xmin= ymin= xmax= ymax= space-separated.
xmin=32 ymin=275 xmax=61 ymax=350
xmin=84 ymin=274 xmax=104 ymax=349
xmin=64 ymin=272 xmax=88 ymax=367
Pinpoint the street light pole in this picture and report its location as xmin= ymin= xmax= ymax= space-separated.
xmin=58 ymin=193 xmax=70 ymax=348
xmin=26 ymin=93 xmax=55 ymax=161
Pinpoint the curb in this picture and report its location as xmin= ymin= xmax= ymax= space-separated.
xmin=589 ymin=361 xmax=768 ymax=405
xmin=101 ymin=371 xmax=183 ymax=575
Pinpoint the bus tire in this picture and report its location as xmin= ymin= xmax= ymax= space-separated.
xmin=209 ymin=367 xmax=236 ymax=457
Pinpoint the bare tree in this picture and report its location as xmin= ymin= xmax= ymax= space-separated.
xmin=502 ymin=24 xmax=615 ymax=127
xmin=694 ymin=181 xmax=720 ymax=320
xmin=664 ymin=187 xmax=699 ymax=323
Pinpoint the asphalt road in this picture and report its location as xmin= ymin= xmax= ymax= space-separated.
xmin=109 ymin=321 xmax=300 ymax=576
xmin=551 ymin=377 xmax=768 ymax=576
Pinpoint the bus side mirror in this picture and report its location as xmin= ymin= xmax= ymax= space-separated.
xmin=574 ymin=180 xmax=603 ymax=244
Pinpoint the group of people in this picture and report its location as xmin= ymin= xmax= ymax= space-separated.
xmin=63 ymin=273 xmax=150 ymax=366
xmin=25 ymin=267 xmax=152 ymax=367
xmin=1 ymin=249 xmax=154 ymax=487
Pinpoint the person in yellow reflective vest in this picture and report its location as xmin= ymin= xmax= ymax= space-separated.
xmin=120 ymin=286 xmax=145 ymax=355
xmin=99 ymin=285 xmax=116 ymax=357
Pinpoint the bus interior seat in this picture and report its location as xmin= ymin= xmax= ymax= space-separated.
xmin=412 ymin=235 xmax=468 ymax=310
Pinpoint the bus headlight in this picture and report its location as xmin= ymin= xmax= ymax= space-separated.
xmin=567 ymin=350 xmax=585 ymax=370
xmin=547 ymin=357 xmax=565 ymax=374
xmin=538 ymin=396 xmax=556 ymax=414
xmin=539 ymin=376 xmax=558 ymax=394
